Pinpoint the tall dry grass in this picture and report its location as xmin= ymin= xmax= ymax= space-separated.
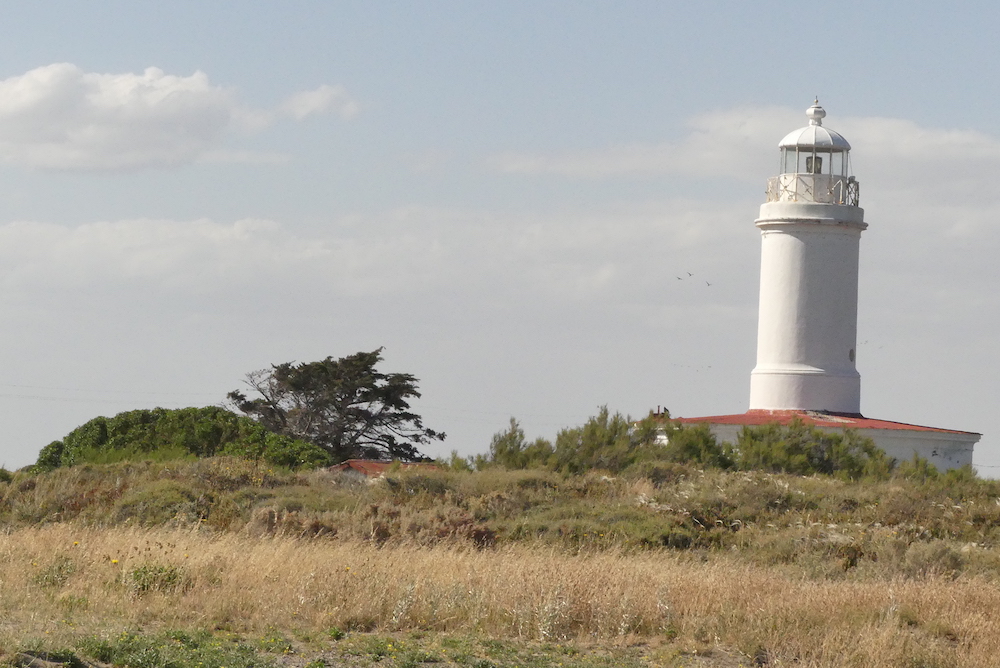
xmin=0 ymin=524 xmax=997 ymax=667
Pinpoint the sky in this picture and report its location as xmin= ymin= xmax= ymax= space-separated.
xmin=0 ymin=1 xmax=998 ymax=472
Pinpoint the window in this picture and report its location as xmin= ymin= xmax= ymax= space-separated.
xmin=781 ymin=148 xmax=797 ymax=174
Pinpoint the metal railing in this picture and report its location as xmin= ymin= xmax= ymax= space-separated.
xmin=766 ymin=174 xmax=859 ymax=206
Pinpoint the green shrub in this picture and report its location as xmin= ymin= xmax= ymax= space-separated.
xmin=551 ymin=407 xmax=664 ymax=474
xmin=438 ymin=450 xmax=474 ymax=472
xmin=482 ymin=418 xmax=554 ymax=469
xmin=220 ymin=431 xmax=332 ymax=469
xmin=69 ymin=444 xmax=196 ymax=466
xmin=111 ymin=479 xmax=199 ymax=525
xmin=659 ymin=423 xmax=736 ymax=469
xmin=896 ymin=454 xmax=940 ymax=482
xmin=736 ymin=419 xmax=893 ymax=480
xmin=34 ymin=440 xmax=65 ymax=472
xmin=33 ymin=407 xmax=331 ymax=472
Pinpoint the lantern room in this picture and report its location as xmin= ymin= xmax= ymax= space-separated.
xmin=766 ymin=101 xmax=859 ymax=206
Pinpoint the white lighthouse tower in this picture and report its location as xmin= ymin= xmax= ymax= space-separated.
xmin=749 ymin=101 xmax=865 ymax=414
xmin=672 ymin=101 xmax=981 ymax=471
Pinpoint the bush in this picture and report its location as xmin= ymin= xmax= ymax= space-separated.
xmin=736 ymin=419 xmax=893 ymax=480
xmin=551 ymin=407 xmax=662 ymax=474
xmin=659 ymin=423 xmax=736 ymax=469
xmin=111 ymin=479 xmax=200 ymax=525
xmin=482 ymin=418 xmax=554 ymax=469
xmin=220 ymin=431 xmax=331 ymax=470
xmin=34 ymin=407 xmax=331 ymax=472
xmin=896 ymin=454 xmax=940 ymax=482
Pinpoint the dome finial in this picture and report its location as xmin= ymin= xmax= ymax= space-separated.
xmin=806 ymin=99 xmax=826 ymax=126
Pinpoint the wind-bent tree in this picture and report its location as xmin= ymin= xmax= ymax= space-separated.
xmin=227 ymin=349 xmax=445 ymax=463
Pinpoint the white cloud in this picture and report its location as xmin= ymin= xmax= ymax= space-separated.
xmin=0 ymin=196 xmax=753 ymax=311
xmin=490 ymin=105 xmax=1000 ymax=196
xmin=197 ymin=149 xmax=291 ymax=165
xmin=0 ymin=64 xmax=358 ymax=170
xmin=491 ymin=106 xmax=797 ymax=179
xmin=0 ymin=216 xmax=461 ymax=301
xmin=279 ymin=84 xmax=358 ymax=120
xmin=0 ymin=218 xmax=332 ymax=291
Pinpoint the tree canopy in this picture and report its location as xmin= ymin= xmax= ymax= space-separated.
xmin=227 ymin=349 xmax=445 ymax=463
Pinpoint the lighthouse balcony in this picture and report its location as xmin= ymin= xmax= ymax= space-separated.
xmin=766 ymin=174 xmax=859 ymax=206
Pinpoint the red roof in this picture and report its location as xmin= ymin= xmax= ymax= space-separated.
xmin=674 ymin=410 xmax=979 ymax=435
xmin=331 ymin=459 xmax=438 ymax=477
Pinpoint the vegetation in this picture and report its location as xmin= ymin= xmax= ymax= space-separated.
xmin=5 ymin=403 xmax=994 ymax=666
xmin=228 ymin=349 xmax=445 ymax=462
xmin=0 ymin=462 xmax=999 ymax=666
xmin=33 ymin=407 xmax=331 ymax=472
xmin=0 ymin=454 xmax=992 ymax=563
xmin=475 ymin=408 xmax=891 ymax=481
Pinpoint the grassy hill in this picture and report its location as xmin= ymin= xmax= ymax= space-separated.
xmin=1 ymin=457 xmax=1000 ymax=667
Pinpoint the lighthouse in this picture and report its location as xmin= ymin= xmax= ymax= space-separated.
xmin=749 ymin=101 xmax=864 ymax=414
xmin=673 ymin=102 xmax=980 ymax=470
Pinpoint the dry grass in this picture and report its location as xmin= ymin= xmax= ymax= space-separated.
xmin=0 ymin=524 xmax=996 ymax=667
xmin=3 ymin=460 xmax=1000 ymax=666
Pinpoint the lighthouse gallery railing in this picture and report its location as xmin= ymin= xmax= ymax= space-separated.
xmin=766 ymin=174 xmax=860 ymax=206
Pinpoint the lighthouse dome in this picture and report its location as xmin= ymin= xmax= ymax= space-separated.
xmin=778 ymin=102 xmax=851 ymax=151
xmin=768 ymin=101 xmax=858 ymax=205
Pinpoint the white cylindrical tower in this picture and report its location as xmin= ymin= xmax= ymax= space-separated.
xmin=749 ymin=102 xmax=867 ymax=415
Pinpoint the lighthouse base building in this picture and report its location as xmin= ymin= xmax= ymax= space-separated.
xmin=672 ymin=102 xmax=979 ymax=471
xmin=675 ymin=411 xmax=978 ymax=471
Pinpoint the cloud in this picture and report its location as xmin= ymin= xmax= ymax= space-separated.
xmin=490 ymin=105 xmax=1000 ymax=196
xmin=279 ymin=84 xmax=359 ymax=120
xmin=0 ymin=218 xmax=332 ymax=292
xmin=0 ymin=104 xmax=981 ymax=314
xmin=0 ymin=216 xmax=460 ymax=302
xmin=196 ymin=149 xmax=291 ymax=165
xmin=0 ymin=196 xmax=754 ymax=313
xmin=0 ymin=64 xmax=358 ymax=170
xmin=490 ymin=106 xmax=797 ymax=179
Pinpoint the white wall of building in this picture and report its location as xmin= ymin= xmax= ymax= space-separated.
xmin=699 ymin=423 xmax=975 ymax=471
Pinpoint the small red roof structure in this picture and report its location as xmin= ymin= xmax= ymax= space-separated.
xmin=331 ymin=459 xmax=438 ymax=477
xmin=674 ymin=410 xmax=979 ymax=435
